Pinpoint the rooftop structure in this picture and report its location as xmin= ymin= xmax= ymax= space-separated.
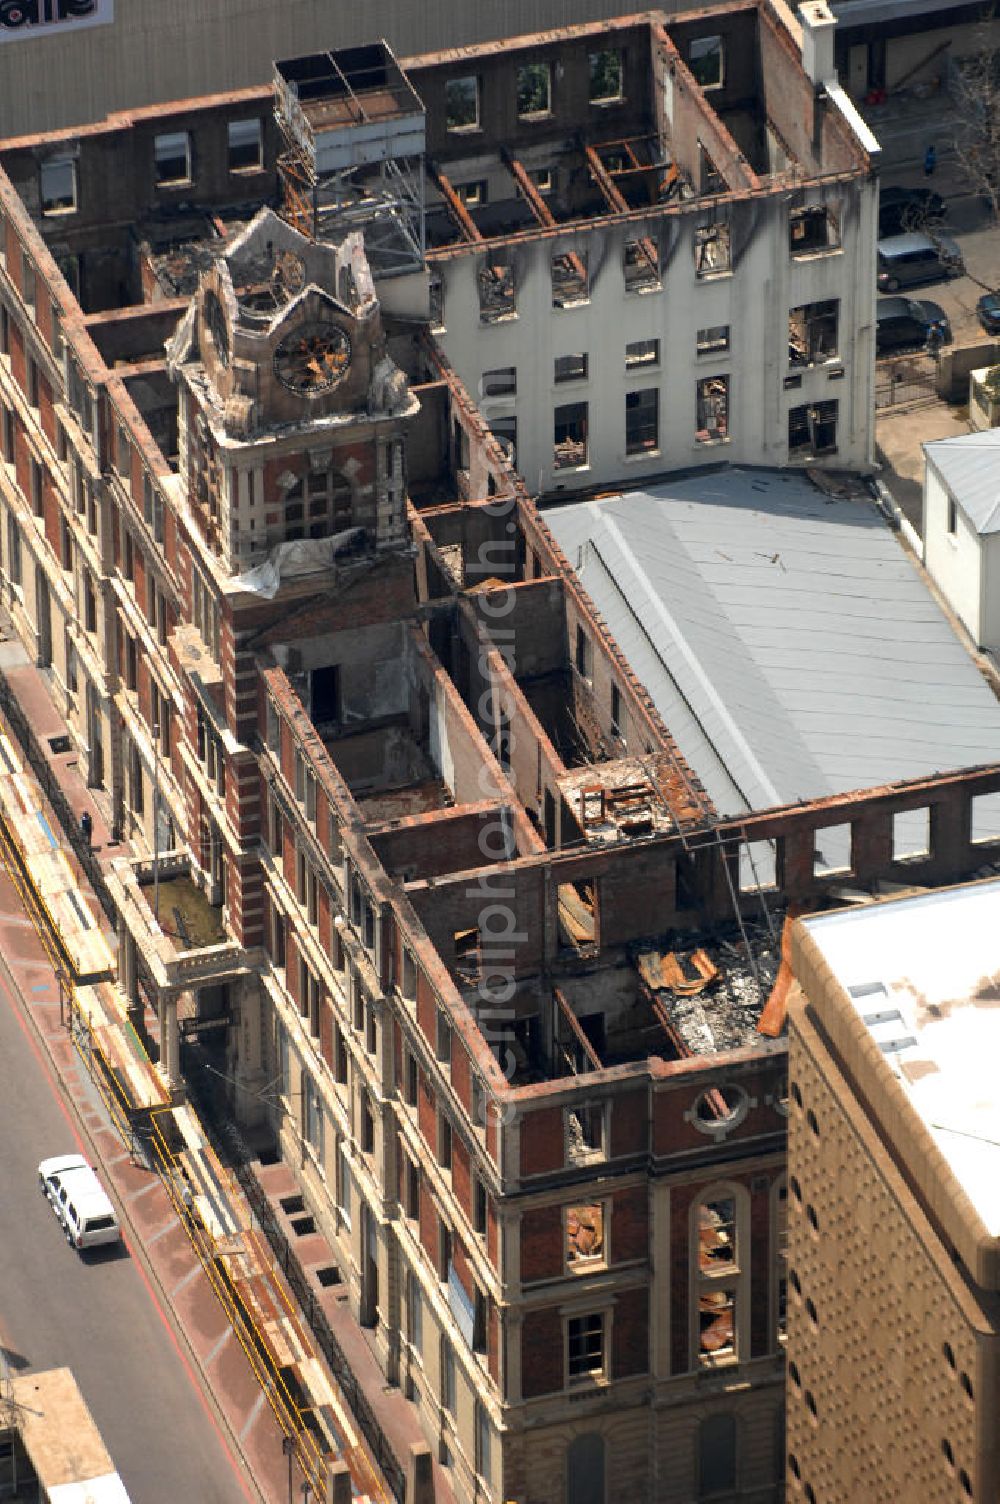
xmin=1 ymin=9 xmax=999 ymax=1503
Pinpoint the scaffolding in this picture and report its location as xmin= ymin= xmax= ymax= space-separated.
xmin=274 ymin=42 xmax=427 ymax=278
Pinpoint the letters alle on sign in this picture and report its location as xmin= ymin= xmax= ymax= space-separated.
xmin=0 ymin=0 xmax=114 ymax=41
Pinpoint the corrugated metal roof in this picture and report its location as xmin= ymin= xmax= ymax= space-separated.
xmin=545 ymin=468 xmax=1000 ymax=818
xmin=925 ymin=429 xmax=1000 ymax=535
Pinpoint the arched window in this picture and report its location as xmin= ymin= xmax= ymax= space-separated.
xmin=691 ymin=1184 xmax=749 ymax=1367
xmin=698 ymin=1413 xmax=737 ymax=1497
xmin=566 ymin=1433 xmax=605 ymax=1504
xmin=281 ymin=468 xmax=353 ymax=544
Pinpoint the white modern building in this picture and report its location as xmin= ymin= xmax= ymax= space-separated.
xmin=923 ymin=428 xmax=1000 ymax=652
xmin=417 ymin=4 xmax=881 ymax=495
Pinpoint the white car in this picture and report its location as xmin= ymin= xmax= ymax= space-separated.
xmin=38 ymin=1153 xmax=121 ymax=1251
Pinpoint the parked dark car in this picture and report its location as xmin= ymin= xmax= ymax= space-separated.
xmin=876 ymin=297 xmax=952 ymax=356
xmin=977 ymin=291 xmax=1000 ymax=335
xmin=878 ymin=185 xmax=947 ymax=238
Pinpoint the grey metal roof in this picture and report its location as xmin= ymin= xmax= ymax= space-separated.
xmin=924 ymin=429 xmax=1000 ymax=536
xmin=544 ymin=468 xmax=1000 ymax=819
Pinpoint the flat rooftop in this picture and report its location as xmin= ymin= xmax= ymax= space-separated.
xmin=803 ymin=881 xmax=1000 ymax=1237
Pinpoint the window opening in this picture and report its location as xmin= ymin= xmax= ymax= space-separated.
xmin=697 ymin=325 xmax=730 ymax=356
xmin=517 ymin=62 xmax=551 ymax=118
xmin=790 ymin=204 xmax=840 ymax=255
xmin=624 ymin=237 xmax=660 ymax=293
xmin=626 ymin=338 xmax=659 ymax=368
xmin=566 ymin=1203 xmax=605 ymax=1267
xmin=154 ymin=131 xmax=192 ymax=186
xmin=554 ymin=402 xmax=588 ymax=470
xmin=555 ymin=352 xmax=588 ymax=383
xmin=446 ymin=76 xmax=479 ymax=131
xmin=788 ymin=400 xmax=838 ymax=457
xmin=589 ymin=49 xmax=623 ymax=104
xmin=788 ymin=300 xmax=839 ymax=366
xmin=567 ymin=1313 xmax=605 ymax=1381
xmin=565 ymin=1101 xmax=606 ymax=1165
xmin=626 ymin=388 xmax=659 ymax=455
xmin=689 ymin=35 xmax=724 ymax=89
xmin=478 ymin=262 xmax=516 ymax=323
xmin=228 ymin=118 xmax=262 ymax=172
xmin=696 ymin=375 xmax=730 ymax=443
xmin=695 ymin=222 xmax=731 ymax=276
xmin=41 ymin=155 xmax=77 ymax=215
xmin=483 ymin=367 xmax=516 ymax=396
xmin=551 ymin=250 xmax=589 ymax=307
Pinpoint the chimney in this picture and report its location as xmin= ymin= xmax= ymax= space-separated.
xmin=798 ymin=0 xmax=837 ymax=85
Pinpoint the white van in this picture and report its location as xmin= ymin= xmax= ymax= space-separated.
xmin=38 ymin=1153 xmax=122 ymax=1251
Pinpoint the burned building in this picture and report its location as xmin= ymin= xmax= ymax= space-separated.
xmin=1 ymin=10 xmax=999 ymax=1504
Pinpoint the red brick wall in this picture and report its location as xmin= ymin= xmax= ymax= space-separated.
xmin=519 ymin=1105 xmax=562 ymax=1177
xmin=521 ymin=1204 xmax=562 ymax=1283
xmin=521 ymin=1308 xmax=563 ymax=1398
xmin=611 ymin=1088 xmax=647 ymax=1157
xmin=610 ymin=1185 xmax=648 ymax=1264
xmin=613 ymin=1286 xmax=649 ymax=1378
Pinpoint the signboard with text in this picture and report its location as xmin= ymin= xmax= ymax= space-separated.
xmin=0 ymin=0 xmax=114 ymax=43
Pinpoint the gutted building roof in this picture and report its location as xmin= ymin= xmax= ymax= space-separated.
xmin=924 ymin=429 xmax=1000 ymax=536
xmin=545 ymin=468 xmax=1000 ymax=817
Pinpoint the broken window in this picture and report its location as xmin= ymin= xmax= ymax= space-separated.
xmin=812 ymin=819 xmax=852 ymax=876
xmin=774 ymin=1178 xmax=788 ymax=1343
xmin=551 ymin=250 xmax=589 ymax=307
xmin=696 ymin=1195 xmax=740 ymax=1365
xmin=694 ymin=221 xmax=731 ymax=277
xmin=688 ymin=34 xmax=724 ymax=89
xmin=626 ymin=387 xmax=659 ymax=455
xmin=478 ymin=261 xmax=517 ymax=323
xmin=565 ymin=1102 xmax=606 ymax=1166
xmin=589 ymin=49 xmax=623 ymax=104
xmin=788 ymin=300 xmax=839 ymax=367
xmin=626 ymin=338 xmax=659 ymax=368
xmin=892 ymin=806 xmax=931 ymax=861
xmin=483 ymin=367 xmax=517 ymax=396
xmin=575 ymin=624 xmax=590 ymax=677
xmin=428 ymin=274 xmax=444 ymax=329
xmin=971 ymin=790 xmax=1000 ymax=844
xmin=567 ymin=1313 xmax=605 ymax=1381
xmin=696 ymin=375 xmax=730 ymax=443
xmin=699 ymin=1198 xmax=737 ymax=1271
xmin=154 ymin=131 xmax=192 ymax=186
xmin=738 ymin=839 xmax=777 ymax=892
xmin=458 ymin=179 xmax=488 ymax=207
xmin=697 ymin=324 xmax=730 ymax=356
xmin=555 ymin=352 xmax=588 ymax=383
xmin=228 ymin=118 xmax=262 ymax=173
xmin=566 ymin=1203 xmax=605 ymax=1267
xmin=446 ymin=75 xmax=479 ymax=131
xmin=554 ymin=401 xmax=588 ymax=470
xmin=624 ymin=237 xmax=660 ymax=293
xmin=789 ymin=204 xmax=840 ymax=255
xmin=947 ymin=495 xmax=958 ymax=535
xmin=40 ymin=155 xmax=77 ymax=215
xmin=788 ymin=400 xmax=838 ymax=457
xmin=700 ymin=145 xmax=725 ymax=196
xmin=531 ymin=166 xmax=554 ymax=194
xmin=491 ymin=416 xmax=517 ymax=468
xmin=558 ymin=879 xmax=597 ymax=950
xmin=517 ymin=62 xmax=551 ymax=118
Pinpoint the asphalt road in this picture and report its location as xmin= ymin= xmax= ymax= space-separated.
xmin=0 ymin=954 xmax=255 ymax=1504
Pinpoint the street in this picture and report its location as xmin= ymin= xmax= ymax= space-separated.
xmin=0 ymin=880 xmax=255 ymax=1504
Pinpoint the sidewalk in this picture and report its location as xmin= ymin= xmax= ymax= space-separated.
xmin=0 ymin=623 xmax=456 ymax=1504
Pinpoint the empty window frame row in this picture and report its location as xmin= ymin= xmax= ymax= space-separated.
xmin=444 ymin=49 xmax=624 ymax=132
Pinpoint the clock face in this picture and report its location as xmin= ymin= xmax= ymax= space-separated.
xmin=273 ymin=321 xmax=352 ymax=397
xmin=204 ymin=290 xmax=230 ymax=369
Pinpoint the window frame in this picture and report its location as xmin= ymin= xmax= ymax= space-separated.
xmin=40 ymin=154 xmax=78 ymax=216
xmin=565 ymin=1307 xmax=610 ymax=1387
xmin=445 ymin=75 xmax=480 ymax=132
xmin=691 ymin=1182 xmax=750 ymax=1369
xmin=153 ymin=130 xmax=193 ymax=188
xmin=227 ymin=117 xmax=263 ymax=174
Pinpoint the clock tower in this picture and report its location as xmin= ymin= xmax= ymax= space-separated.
xmin=168 ymin=207 xmax=418 ymax=575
